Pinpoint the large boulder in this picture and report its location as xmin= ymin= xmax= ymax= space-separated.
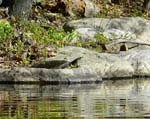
xmin=64 ymin=17 xmax=150 ymax=43
xmin=34 ymin=45 xmax=150 ymax=77
xmin=68 ymin=28 xmax=136 ymax=44
xmin=34 ymin=46 xmax=134 ymax=78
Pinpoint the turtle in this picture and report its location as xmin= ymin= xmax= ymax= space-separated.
xmin=33 ymin=56 xmax=82 ymax=69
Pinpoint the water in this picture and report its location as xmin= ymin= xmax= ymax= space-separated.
xmin=0 ymin=78 xmax=150 ymax=119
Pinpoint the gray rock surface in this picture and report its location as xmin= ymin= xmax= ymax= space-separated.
xmin=119 ymin=46 xmax=150 ymax=76
xmin=64 ymin=17 xmax=150 ymax=43
xmin=69 ymin=28 xmax=98 ymax=44
xmin=84 ymin=0 xmax=99 ymax=17
xmin=0 ymin=66 xmax=102 ymax=84
xmin=103 ymin=29 xmax=137 ymax=41
xmin=34 ymin=46 xmax=150 ymax=78
xmin=34 ymin=46 xmax=134 ymax=78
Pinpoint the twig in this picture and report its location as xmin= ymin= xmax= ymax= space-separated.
xmin=108 ymin=40 xmax=150 ymax=46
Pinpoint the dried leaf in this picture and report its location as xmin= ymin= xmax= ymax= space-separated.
xmin=47 ymin=51 xmax=56 ymax=57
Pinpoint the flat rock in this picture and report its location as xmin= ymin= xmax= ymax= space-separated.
xmin=40 ymin=46 xmax=150 ymax=77
xmin=0 ymin=67 xmax=102 ymax=84
xmin=34 ymin=46 xmax=134 ymax=78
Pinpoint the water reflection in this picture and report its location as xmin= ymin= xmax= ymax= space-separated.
xmin=0 ymin=79 xmax=150 ymax=119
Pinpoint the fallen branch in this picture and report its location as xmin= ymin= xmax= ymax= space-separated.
xmin=108 ymin=40 xmax=150 ymax=46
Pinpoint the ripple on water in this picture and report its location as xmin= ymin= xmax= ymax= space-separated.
xmin=0 ymin=79 xmax=149 ymax=118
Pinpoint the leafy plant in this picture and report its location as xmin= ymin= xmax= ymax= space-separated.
xmin=0 ymin=20 xmax=77 ymax=67
xmin=94 ymin=33 xmax=110 ymax=43
xmin=0 ymin=20 xmax=12 ymax=48
xmin=15 ymin=20 xmax=50 ymax=43
xmin=48 ymin=28 xmax=75 ymax=47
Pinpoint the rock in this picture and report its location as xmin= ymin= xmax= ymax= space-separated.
xmin=64 ymin=17 xmax=150 ymax=42
xmin=84 ymin=0 xmax=99 ymax=17
xmin=0 ymin=67 xmax=102 ymax=84
xmin=68 ymin=28 xmax=136 ymax=46
xmin=50 ymin=0 xmax=85 ymax=17
xmin=120 ymin=47 xmax=150 ymax=76
xmin=103 ymin=29 xmax=136 ymax=41
xmin=79 ymin=53 xmax=134 ymax=78
xmin=53 ymin=0 xmax=99 ymax=17
xmin=67 ymin=0 xmax=86 ymax=17
xmin=34 ymin=46 xmax=134 ymax=78
xmin=63 ymin=18 xmax=107 ymax=31
xmin=68 ymin=27 xmax=98 ymax=44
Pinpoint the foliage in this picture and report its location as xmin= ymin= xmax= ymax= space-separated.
xmin=0 ymin=0 xmax=150 ymax=68
xmin=0 ymin=19 xmax=76 ymax=67
xmin=0 ymin=20 xmax=12 ymax=48
xmin=94 ymin=33 xmax=110 ymax=43
xmin=47 ymin=28 xmax=75 ymax=47
xmin=15 ymin=20 xmax=50 ymax=43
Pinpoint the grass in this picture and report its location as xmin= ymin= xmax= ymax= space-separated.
xmin=0 ymin=19 xmax=76 ymax=67
xmin=1 ymin=0 xmax=150 ymax=67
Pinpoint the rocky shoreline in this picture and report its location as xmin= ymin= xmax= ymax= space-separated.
xmin=1 ymin=45 xmax=150 ymax=84
xmin=0 ymin=67 xmax=102 ymax=84
xmin=1 ymin=17 xmax=150 ymax=84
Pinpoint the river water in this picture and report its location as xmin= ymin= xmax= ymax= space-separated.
xmin=0 ymin=78 xmax=150 ymax=119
